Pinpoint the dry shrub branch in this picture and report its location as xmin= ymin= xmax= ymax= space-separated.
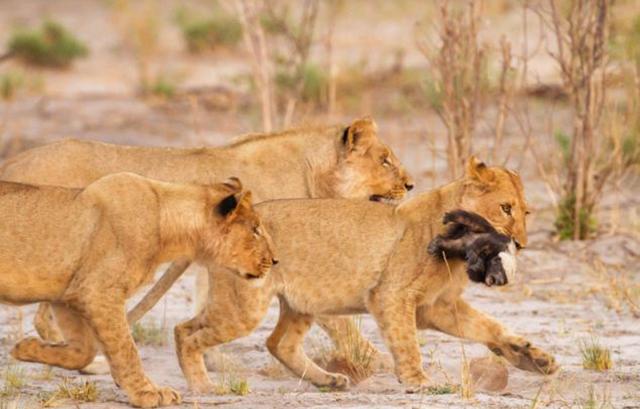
xmin=539 ymin=0 xmax=637 ymax=239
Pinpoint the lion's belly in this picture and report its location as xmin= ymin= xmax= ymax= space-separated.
xmin=0 ymin=192 xmax=94 ymax=304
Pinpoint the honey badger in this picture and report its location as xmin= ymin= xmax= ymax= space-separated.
xmin=428 ymin=210 xmax=517 ymax=286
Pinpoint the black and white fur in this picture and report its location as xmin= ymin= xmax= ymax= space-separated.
xmin=427 ymin=210 xmax=517 ymax=286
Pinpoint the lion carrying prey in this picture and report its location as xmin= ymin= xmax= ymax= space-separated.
xmin=165 ymin=157 xmax=557 ymax=392
xmin=0 ymin=173 xmax=275 ymax=407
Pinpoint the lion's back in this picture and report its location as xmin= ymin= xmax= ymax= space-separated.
xmin=257 ymin=198 xmax=404 ymax=314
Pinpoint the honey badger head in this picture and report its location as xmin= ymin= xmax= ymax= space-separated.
xmin=428 ymin=210 xmax=517 ymax=286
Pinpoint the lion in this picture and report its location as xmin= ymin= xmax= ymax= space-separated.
xmin=170 ymin=157 xmax=558 ymax=393
xmin=0 ymin=116 xmax=413 ymax=373
xmin=0 ymin=173 xmax=274 ymax=407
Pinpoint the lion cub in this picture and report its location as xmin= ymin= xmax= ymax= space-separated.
xmin=173 ymin=157 xmax=557 ymax=394
xmin=428 ymin=210 xmax=517 ymax=286
xmin=0 ymin=173 xmax=274 ymax=408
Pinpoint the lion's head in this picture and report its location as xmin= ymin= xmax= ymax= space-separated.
xmin=201 ymin=178 xmax=276 ymax=283
xmin=334 ymin=117 xmax=414 ymax=202
xmin=459 ymin=157 xmax=529 ymax=248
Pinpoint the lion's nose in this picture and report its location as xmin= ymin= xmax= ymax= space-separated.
xmin=404 ymin=183 xmax=414 ymax=191
xmin=514 ymin=240 xmax=524 ymax=250
xmin=272 ymin=258 xmax=279 ymax=265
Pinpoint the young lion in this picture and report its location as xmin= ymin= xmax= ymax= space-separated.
xmin=1 ymin=173 xmax=275 ymax=408
xmin=0 ymin=116 xmax=411 ymax=374
xmin=173 ymin=157 xmax=558 ymax=393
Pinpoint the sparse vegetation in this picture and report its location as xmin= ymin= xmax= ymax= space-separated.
xmin=416 ymin=0 xmax=507 ymax=179
xmin=0 ymin=365 xmax=26 ymax=398
xmin=577 ymin=385 xmax=613 ymax=409
xmin=147 ymin=76 xmax=178 ymax=99
xmin=580 ymin=337 xmax=613 ymax=371
xmin=176 ymin=6 xmax=243 ymax=53
xmin=322 ymin=317 xmax=375 ymax=384
xmin=213 ymin=373 xmax=250 ymax=396
xmin=0 ymin=72 xmax=24 ymax=101
xmin=38 ymin=378 xmax=99 ymax=407
xmin=8 ymin=20 xmax=88 ymax=68
xmin=425 ymin=383 xmax=459 ymax=395
xmin=131 ymin=320 xmax=168 ymax=346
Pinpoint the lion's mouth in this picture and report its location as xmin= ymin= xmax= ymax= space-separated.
xmin=369 ymin=194 xmax=400 ymax=204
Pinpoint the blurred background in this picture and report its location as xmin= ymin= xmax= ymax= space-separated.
xmin=0 ymin=1 xmax=639 ymax=407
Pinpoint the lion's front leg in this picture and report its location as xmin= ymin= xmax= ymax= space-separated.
xmin=366 ymin=290 xmax=427 ymax=389
xmin=78 ymin=292 xmax=180 ymax=408
xmin=416 ymin=298 xmax=558 ymax=375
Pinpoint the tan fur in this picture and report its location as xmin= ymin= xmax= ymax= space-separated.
xmin=173 ymin=158 xmax=557 ymax=392
xmin=0 ymin=116 xmax=412 ymax=372
xmin=0 ymin=173 xmax=274 ymax=407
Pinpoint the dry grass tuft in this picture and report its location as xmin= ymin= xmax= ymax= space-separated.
xmin=580 ymin=337 xmax=613 ymax=371
xmin=578 ymin=385 xmax=613 ymax=409
xmin=39 ymin=378 xmax=99 ymax=407
xmin=0 ymin=365 xmax=26 ymax=398
xmin=131 ymin=320 xmax=168 ymax=347
xmin=321 ymin=317 xmax=375 ymax=385
xmin=207 ymin=352 xmax=250 ymax=396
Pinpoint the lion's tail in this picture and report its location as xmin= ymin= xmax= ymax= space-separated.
xmin=127 ymin=258 xmax=192 ymax=324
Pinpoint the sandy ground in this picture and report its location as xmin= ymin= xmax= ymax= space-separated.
xmin=0 ymin=0 xmax=639 ymax=408
xmin=1 ymin=229 xmax=639 ymax=409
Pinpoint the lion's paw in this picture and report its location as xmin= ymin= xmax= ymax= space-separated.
xmin=495 ymin=337 xmax=559 ymax=375
xmin=314 ymin=373 xmax=350 ymax=391
xmin=129 ymin=385 xmax=181 ymax=408
xmin=328 ymin=373 xmax=350 ymax=390
xmin=399 ymin=371 xmax=430 ymax=393
xmin=516 ymin=344 xmax=558 ymax=375
xmin=188 ymin=379 xmax=216 ymax=394
xmin=11 ymin=337 xmax=43 ymax=362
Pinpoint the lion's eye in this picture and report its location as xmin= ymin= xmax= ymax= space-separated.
xmin=253 ymin=226 xmax=261 ymax=236
xmin=382 ymin=157 xmax=391 ymax=167
xmin=501 ymin=203 xmax=512 ymax=216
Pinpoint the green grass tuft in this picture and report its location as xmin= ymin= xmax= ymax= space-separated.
xmin=8 ymin=20 xmax=88 ymax=68
xmin=176 ymin=7 xmax=242 ymax=53
xmin=0 ymin=71 xmax=24 ymax=101
xmin=555 ymin=194 xmax=596 ymax=240
xmin=131 ymin=320 xmax=168 ymax=346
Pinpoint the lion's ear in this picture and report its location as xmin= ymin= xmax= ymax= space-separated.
xmin=342 ymin=116 xmax=377 ymax=153
xmin=216 ymin=190 xmax=253 ymax=219
xmin=221 ymin=177 xmax=243 ymax=193
xmin=465 ymin=156 xmax=495 ymax=184
xmin=216 ymin=194 xmax=239 ymax=217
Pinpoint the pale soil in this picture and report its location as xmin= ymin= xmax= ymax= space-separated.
xmin=0 ymin=0 xmax=639 ymax=408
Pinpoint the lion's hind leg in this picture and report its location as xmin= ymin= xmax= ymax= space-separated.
xmin=266 ymin=298 xmax=349 ymax=390
xmin=34 ymin=302 xmax=65 ymax=343
xmin=315 ymin=315 xmax=393 ymax=374
xmin=12 ymin=304 xmax=97 ymax=370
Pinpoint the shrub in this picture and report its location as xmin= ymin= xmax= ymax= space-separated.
xmin=0 ymin=72 xmax=24 ymax=101
xmin=176 ymin=8 xmax=242 ymax=53
xmin=555 ymin=194 xmax=597 ymax=240
xmin=8 ymin=20 xmax=88 ymax=68
xmin=147 ymin=76 xmax=177 ymax=99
